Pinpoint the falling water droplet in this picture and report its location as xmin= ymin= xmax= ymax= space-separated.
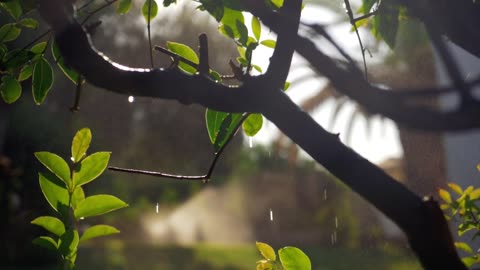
xmin=268 ymin=151 xmax=271 ymax=157
xmin=324 ymin=189 xmax=328 ymax=200
xmin=156 ymin=202 xmax=159 ymax=214
xmin=269 ymin=208 xmax=273 ymax=221
xmin=335 ymin=216 xmax=338 ymax=229
xmin=70 ymin=157 xmax=75 ymax=162
xmin=249 ymin=137 xmax=253 ymax=148
xmin=79 ymin=217 xmax=85 ymax=220
xmin=128 ymin=96 xmax=135 ymax=103
xmin=333 ymin=231 xmax=337 ymax=243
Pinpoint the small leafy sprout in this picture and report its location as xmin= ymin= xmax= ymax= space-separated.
xmin=439 ymin=178 xmax=480 ymax=268
xmin=32 ymin=128 xmax=128 ymax=270
xmin=256 ymin=241 xmax=312 ymax=270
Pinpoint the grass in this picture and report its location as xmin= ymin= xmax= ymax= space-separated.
xmin=73 ymin=242 xmax=421 ymax=270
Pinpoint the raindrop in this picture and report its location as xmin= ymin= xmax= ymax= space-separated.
xmin=269 ymin=208 xmax=273 ymax=221
xmin=249 ymin=137 xmax=253 ymax=148
xmin=335 ymin=216 xmax=338 ymax=229
xmin=324 ymin=189 xmax=328 ymax=200
xmin=156 ymin=202 xmax=159 ymax=214
xmin=79 ymin=217 xmax=85 ymax=220
xmin=70 ymin=157 xmax=75 ymax=162
xmin=128 ymin=96 xmax=135 ymax=103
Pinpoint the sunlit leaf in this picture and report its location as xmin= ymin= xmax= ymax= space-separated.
xmin=0 ymin=23 xmax=21 ymax=42
xmin=73 ymin=152 xmax=110 ymax=187
xmin=256 ymin=242 xmax=276 ymax=261
xmin=117 ymin=0 xmax=132 ymax=14
xmin=18 ymin=63 xmax=33 ymax=81
xmin=30 ymin=42 xmax=47 ymax=55
xmin=71 ymin=128 xmax=92 ymax=163
xmin=35 ymin=151 xmax=71 ymax=186
xmin=166 ymin=42 xmax=199 ymax=74
xmin=80 ymin=225 xmax=120 ymax=242
xmin=455 ymin=242 xmax=473 ymax=254
xmin=71 ymin=186 xmax=85 ymax=210
xmin=283 ymin=81 xmax=291 ymax=91
xmin=19 ymin=18 xmax=39 ymax=29
xmin=242 ymin=114 xmax=263 ymax=137
xmin=448 ymin=183 xmax=463 ymax=195
xmin=31 ymin=216 xmax=66 ymax=237
xmin=0 ymin=75 xmax=21 ymax=104
xmin=38 ymin=172 xmax=69 ymax=212
xmin=142 ymin=0 xmax=158 ymax=22
xmin=462 ymin=256 xmax=477 ymax=268
xmin=219 ymin=8 xmax=244 ymax=39
xmin=205 ymin=109 xmax=243 ymax=152
xmin=58 ymin=229 xmax=79 ymax=257
xmin=252 ymin=16 xmax=261 ymax=40
xmin=1 ymin=0 xmax=22 ymax=19
xmin=51 ymin=41 xmax=81 ymax=84
xmin=279 ymin=247 xmax=311 ymax=270
xmin=32 ymin=236 xmax=58 ymax=251
xmin=74 ymin=195 xmax=128 ymax=219
xmin=438 ymin=188 xmax=452 ymax=204
xmin=256 ymin=259 xmax=274 ymax=270
xmin=32 ymin=57 xmax=54 ymax=105
xmin=260 ymin=39 xmax=276 ymax=48
xmin=470 ymin=188 xmax=480 ymax=200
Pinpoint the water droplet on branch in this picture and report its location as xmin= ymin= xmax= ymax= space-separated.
xmin=128 ymin=96 xmax=135 ymax=103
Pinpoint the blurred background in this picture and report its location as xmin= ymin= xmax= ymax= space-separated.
xmin=2 ymin=0 xmax=479 ymax=269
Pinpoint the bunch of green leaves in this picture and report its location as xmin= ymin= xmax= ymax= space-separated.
xmin=355 ymin=0 xmax=408 ymax=49
xmin=255 ymin=242 xmax=312 ymax=270
xmin=0 ymin=0 xmax=83 ymax=105
xmin=439 ymin=179 xmax=480 ymax=267
xmin=32 ymin=128 xmax=128 ymax=269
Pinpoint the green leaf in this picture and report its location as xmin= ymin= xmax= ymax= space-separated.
xmin=73 ymin=152 xmax=110 ymax=187
xmin=32 ymin=236 xmax=58 ymax=251
xmin=197 ymin=0 xmax=224 ymax=21
xmin=205 ymin=109 xmax=243 ymax=152
xmin=38 ymin=172 xmax=69 ymax=212
xmin=448 ymin=183 xmax=463 ymax=195
xmin=166 ymin=42 xmax=199 ymax=74
xmin=30 ymin=42 xmax=47 ymax=55
xmin=0 ymin=75 xmax=21 ymax=104
xmin=283 ymin=81 xmax=291 ymax=91
xmin=142 ymin=0 xmax=158 ymax=22
xmin=74 ymin=195 xmax=128 ymax=219
xmin=32 ymin=57 xmax=54 ymax=105
xmin=31 ymin=216 xmax=66 ymax=237
xmin=19 ymin=18 xmax=39 ymax=29
xmin=3 ymin=49 xmax=35 ymax=71
xmin=163 ymin=0 xmax=176 ymax=7
xmin=51 ymin=41 xmax=81 ymax=84
xmin=219 ymin=8 xmax=244 ymax=39
xmin=0 ymin=23 xmax=21 ymax=43
xmin=58 ymin=229 xmax=79 ymax=257
xmin=256 ymin=242 xmax=276 ymax=261
xmin=18 ymin=63 xmax=33 ymax=81
xmin=71 ymin=186 xmax=85 ymax=210
xmin=71 ymin=128 xmax=92 ymax=163
xmin=242 ymin=113 xmax=263 ymax=136
xmin=438 ymin=188 xmax=452 ymax=204
xmin=270 ymin=0 xmax=283 ymax=9
xmin=1 ymin=0 xmax=22 ymax=19
xmin=462 ymin=256 xmax=477 ymax=268
xmin=260 ymin=39 xmax=276 ymax=48
xmin=455 ymin=242 xmax=473 ymax=254
xmin=279 ymin=247 xmax=311 ymax=270
xmin=34 ymin=152 xmax=71 ymax=186
xmin=117 ymin=0 xmax=132 ymax=14
xmin=251 ymin=16 xmax=261 ymax=41
xmin=359 ymin=0 xmax=378 ymax=14
xmin=371 ymin=3 xmax=399 ymax=49
xmin=80 ymin=225 xmax=120 ymax=242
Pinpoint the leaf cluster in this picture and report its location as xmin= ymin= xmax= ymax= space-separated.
xmin=32 ymin=128 xmax=128 ymax=269
xmin=439 ymin=177 xmax=480 ymax=267
xmin=255 ymin=241 xmax=312 ymax=270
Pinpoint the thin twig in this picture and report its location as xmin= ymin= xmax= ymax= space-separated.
xmin=343 ymin=0 xmax=368 ymax=81
xmin=147 ymin=0 xmax=155 ymax=68
xmin=70 ymin=75 xmax=84 ymax=112
xmin=77 ymin=0 xmax=97 ymax=12
xmin=353 ymin=10 xmax=378 ymax=23
xmin=109 ymin=113 xmax=249 ymax=181
xmin=154 ymin=46 xmax=199 ymax=68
